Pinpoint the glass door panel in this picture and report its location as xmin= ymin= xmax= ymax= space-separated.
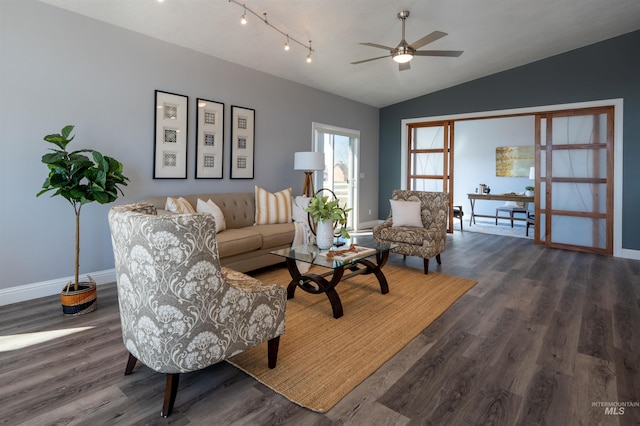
xmin=551 ymin=183 xmax=607 ymax=214
xmin=313 ymin=124 xmax=359 ymax=231
xmin=411 ymin=152 xmax=444 ymax=176
xmin=414 ymin=126 xmax=445 ymax=149
xmin=535 ymin=107 xmax=613 ymax=254
xmin=551 ymin=216 xmax=607 ymax=249
xmin=407 ymin=121 xmax=454 ymax=231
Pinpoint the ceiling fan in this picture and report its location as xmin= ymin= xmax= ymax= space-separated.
xmin=351 ymin=10 xmax=463 ymax=71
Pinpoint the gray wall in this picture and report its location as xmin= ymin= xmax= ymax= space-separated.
xmin=0 ymin=0 xmax=379 ymax=291
xmin=379 ymin=30 xmax=640 ymax=250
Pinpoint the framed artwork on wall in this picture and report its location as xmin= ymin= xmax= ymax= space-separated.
xmin=495 ymin=146 xmax=534 ymax=177
xmin=154 ymin=90 xmax=188 ymax=179
xmin=195 ymin=98 xmax=224 ymax=179
xmin=230 ymin=105 xmax=255 ymax=179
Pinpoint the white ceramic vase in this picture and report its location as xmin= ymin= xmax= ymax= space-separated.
xmin=315 ymin=219 xmax=335 ymax=249
xmin=525 ymin=190 xmax=534 ymax=197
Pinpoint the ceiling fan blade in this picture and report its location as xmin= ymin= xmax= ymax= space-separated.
xmin=409 ymin=30 xmax=448 ymax=50
xmin=414 ymin=50 xmax=464 ymax=57
xmin=399 ymin=61 xmax=411 ymax=71
xmin=351 ymin=55 xmax=391 ymax=65
xmin=359 ymin=42 xmax=394 ymax=51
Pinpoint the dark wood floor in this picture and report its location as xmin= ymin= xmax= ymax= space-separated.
xmin=1 ymin=231 xmax=639 ymax=425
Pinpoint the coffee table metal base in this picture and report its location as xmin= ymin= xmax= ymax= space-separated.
xmin=285 ymin=252 xmax=390 ymax=319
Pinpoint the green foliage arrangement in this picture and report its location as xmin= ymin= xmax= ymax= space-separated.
xmin=37 ymin=125 xmax=129 ymax=290
xmin=525 ymin=186 xmax=534 ymax=191
xmin=305 ymin=193 xmax=352 ymax=239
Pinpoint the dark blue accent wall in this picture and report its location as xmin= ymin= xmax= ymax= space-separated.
xmin=379 ymin=30 xmax=640 ymax=250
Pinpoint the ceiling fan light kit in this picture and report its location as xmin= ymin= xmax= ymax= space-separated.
xmin=228 ymin=0 xmax=314 ymax=63
xmin=352 ymin=10 xmax=463 ymax=71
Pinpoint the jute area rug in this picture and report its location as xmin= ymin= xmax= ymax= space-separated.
xmin=228 ymin=264 xmax=477 ymax=413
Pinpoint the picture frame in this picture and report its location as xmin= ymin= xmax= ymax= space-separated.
xmin=495 ymin=146 xmax=534 ymax=177
xmin=195 ymin=98 xmax=224 ymax=179
xmin=230 ymin=105 xmax=255 ymax=179
xmin=154 ymin=90 xmax=188 ymax=179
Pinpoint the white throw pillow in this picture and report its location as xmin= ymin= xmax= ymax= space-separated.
xmin=292 ymin=196 xmax=311 ymax=224
xmin=196 ymin=198 xmax=227 ymax=233
xmin=255 ymin=186 xmax=292 ymax=225
xmin=165 ymin=197 xmax=195 ymax=214
xmin=504 ymin=201 xmax=525 ymax=208
xmin=390 ymin=199 xmax=423 ymax=227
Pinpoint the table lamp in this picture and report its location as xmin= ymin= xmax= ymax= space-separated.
xmin=294 ymin=152 xmax=324 ymax=197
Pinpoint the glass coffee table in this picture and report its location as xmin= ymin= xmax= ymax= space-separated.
xmin=270 ymin=239 xmax=397 ymax=319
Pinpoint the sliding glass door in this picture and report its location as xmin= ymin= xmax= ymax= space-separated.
xmin=313 ymin=123 xmax=359 ymax=231
xmin=406 ymin=121 xmax=455 ymax=232
xmin=535 ymin=107 xmax=614 ymax=254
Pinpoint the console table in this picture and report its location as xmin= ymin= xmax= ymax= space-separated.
xmin=467 ymin=193 xmax=534 ymax=226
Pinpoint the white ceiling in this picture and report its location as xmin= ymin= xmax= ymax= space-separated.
xmin=41 ymin=0 xmax=640 ymax=107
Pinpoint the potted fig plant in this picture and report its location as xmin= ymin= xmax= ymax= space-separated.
xmin=305 ymin=190 xmax=351 ymax=249
xmin=37 ymin=125 xmax=129 ymax=315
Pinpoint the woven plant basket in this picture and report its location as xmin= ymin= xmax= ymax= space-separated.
xmin=61 ymin=275 xmax=97 ymax=316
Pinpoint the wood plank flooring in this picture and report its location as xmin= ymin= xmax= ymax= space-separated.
xmin=1 ymin=231 xmax=639 ymax=425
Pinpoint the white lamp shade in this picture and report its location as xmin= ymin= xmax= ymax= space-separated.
xmin=529 ymin=166 xmax=535 ymax=180
xmin=294 ymin=151 xmax=324 ymax=171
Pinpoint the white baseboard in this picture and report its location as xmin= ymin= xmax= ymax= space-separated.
xmin=619 ymin=248 xmax=640 ymax=260
xmin=0 ymin=269 xmax=116 ymax=307
xmin=358 ymin=219 xmax=383 ymax=230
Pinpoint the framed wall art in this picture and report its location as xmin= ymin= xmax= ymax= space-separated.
xmin=230 ymin=105 xmax=255 ymax=179
xmin=154 ymin=90 xmax=188 ymax=179
xmin=195 ymin=98 xmax=224 ymax=179
xmin=496 ymin=145 xmax=534 ymax=177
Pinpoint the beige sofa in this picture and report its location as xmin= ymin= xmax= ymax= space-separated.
xmin=142 ymin=193 xmax=295 ymax=272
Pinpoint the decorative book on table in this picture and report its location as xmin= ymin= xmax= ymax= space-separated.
xmin=319 ymin=245 xmax=377 ymax=261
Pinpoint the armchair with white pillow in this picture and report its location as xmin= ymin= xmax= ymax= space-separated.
xmin=373 ymin=190 xmax=449 ymax=274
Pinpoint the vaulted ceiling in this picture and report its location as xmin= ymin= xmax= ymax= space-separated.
xmin=41 ymin=0 xmax=640 ymax=107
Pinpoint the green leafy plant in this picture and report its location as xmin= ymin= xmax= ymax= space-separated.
xmin=37 ymin=125 xmax=129 ymax=290
xmin=525 ymin=186 xmax=534 ymax=191
xmin=305 ymin=193 xmax=352 ymax=239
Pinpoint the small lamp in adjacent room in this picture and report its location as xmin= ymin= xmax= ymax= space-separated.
xmin=294 ymin=152 xmax=324 ymax=197
xmin=525 ymin=166 xmax=535 ymax=196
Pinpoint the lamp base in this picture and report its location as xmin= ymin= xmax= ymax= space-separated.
xmin=302 ymin=172 xmax=315 ymax=197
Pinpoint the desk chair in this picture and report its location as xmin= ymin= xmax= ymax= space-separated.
xmin=496 ymin=203 xmax=527 ymax=227
xmin=526 ymin=210 xmax=535 ymax=236
xmin=453 ymin=205 xmax=463 ymax=231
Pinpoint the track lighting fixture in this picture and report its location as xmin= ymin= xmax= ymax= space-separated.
xmin=229 ymin=0 xmax=314 ymax=63
xmin=240 ymin=6 xmax=247 ymax=25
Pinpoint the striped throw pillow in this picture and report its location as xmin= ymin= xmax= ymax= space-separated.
xmin=165 ymin=197 xmax=196 ymax=214
xmin=255 ymin=186 xmax=292 ymax=225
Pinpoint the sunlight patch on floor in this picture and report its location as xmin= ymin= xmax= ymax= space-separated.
xmin=0 ymin=326 xmax=95 ymax=352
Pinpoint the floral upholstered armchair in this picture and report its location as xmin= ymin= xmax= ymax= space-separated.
xmin=373 ymin=190 xmax=448 ymax=274
xmin=108 ymin=203 xmax=286 ymax=417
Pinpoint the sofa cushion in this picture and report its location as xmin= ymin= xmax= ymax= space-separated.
xmin=376 ymin=225 xmax=436 ymax=245
xmin=255 ymin=223 xmax=295 ymax=249
xmin=165 ymin=196 xmax=196 ymax=214
xmin=255 ymin=186 xmax=292 ymax=225
xmin=215 ymin=228 xmax=262 ymax=258
xmin=210 ymin=193 xmax=255 ymax=229
xmin=196 ymin=198 xmax=227 ymax=233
